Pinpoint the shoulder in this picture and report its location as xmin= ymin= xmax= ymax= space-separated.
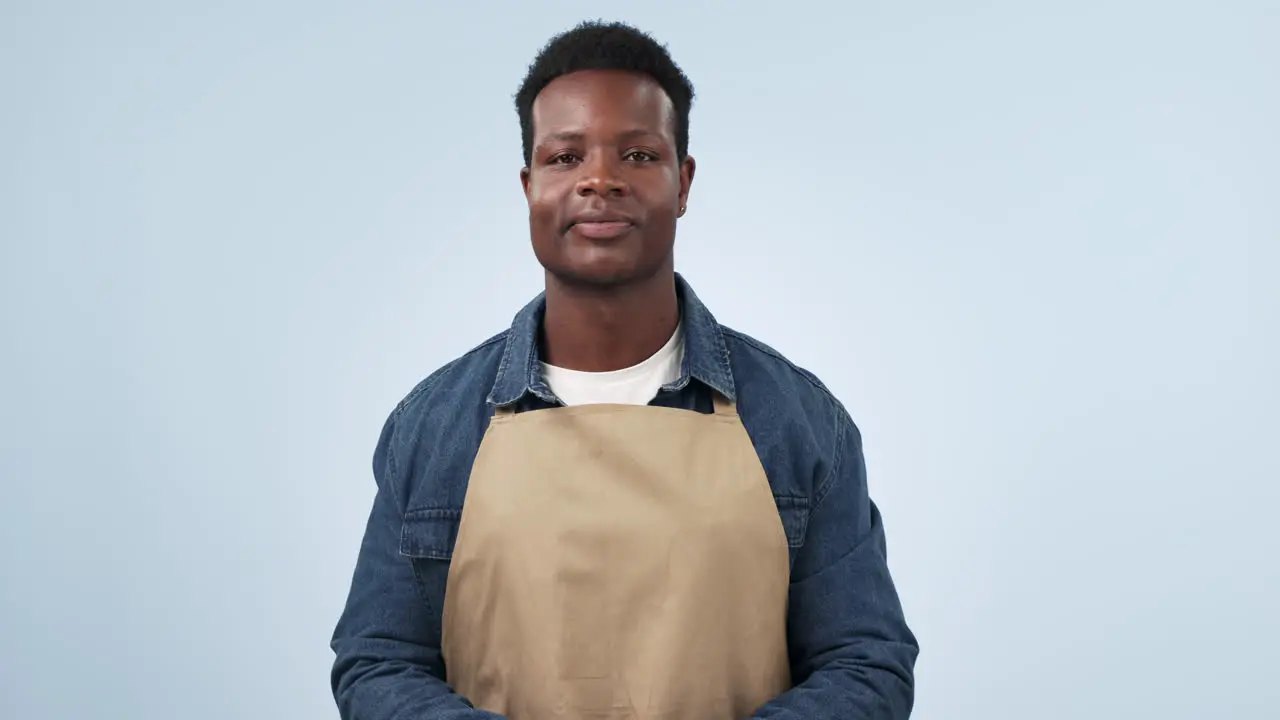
xmin=721 ymin=327 xmax=839 ymax=402
xmin=375 ymin=330 xmax=508 ymax=508
xmin=389 ymin=330 xmax=507 ymax=427
xmin=721 ymin=326 xmax=861 ymax=503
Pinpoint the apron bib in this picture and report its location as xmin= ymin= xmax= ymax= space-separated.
xmin=441 ymin=395 xmax=791 ymax=719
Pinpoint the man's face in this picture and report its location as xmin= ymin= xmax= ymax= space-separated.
xmin=521 ymin=70 xmax=694 ymax=289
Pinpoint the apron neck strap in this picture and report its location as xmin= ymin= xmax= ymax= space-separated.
xmin=711 ymin=392 xmax=737 ymax=416
xmin=494 ymin=398 xmax=736 ymax=416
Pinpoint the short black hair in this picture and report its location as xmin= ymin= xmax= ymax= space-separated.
xmin=515 ymin=21 xmax=695 ymax=166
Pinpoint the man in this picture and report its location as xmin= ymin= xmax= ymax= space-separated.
xmin=331 ymin=20 xmax=918 ymax=720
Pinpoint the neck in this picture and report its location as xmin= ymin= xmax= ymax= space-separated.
xmin=541 ymin=271 xmax=679 ymax=372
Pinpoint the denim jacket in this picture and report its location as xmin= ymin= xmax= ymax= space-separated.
xmin=331 ymin=274 xmax=918 ymax=719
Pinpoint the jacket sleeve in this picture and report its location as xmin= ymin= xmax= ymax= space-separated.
xmin=330 ymin=412 xmax=505 ymax=720
xmin=751 ymin=412 xmax=919 ymax=719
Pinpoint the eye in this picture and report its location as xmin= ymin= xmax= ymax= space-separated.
xmin=549 ymin=152 xmax=581 ymax=165
xmin=625 ymin=150 xmax=657 ymax=162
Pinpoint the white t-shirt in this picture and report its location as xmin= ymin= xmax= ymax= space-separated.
xmin=541 ymin=322 xmax=685 ymax=406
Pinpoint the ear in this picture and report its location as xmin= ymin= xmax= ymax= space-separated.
xmin=520 ymin=166 xmax=532 ymax=201
xmin=678 ymin=155 xmax=696 ymax=213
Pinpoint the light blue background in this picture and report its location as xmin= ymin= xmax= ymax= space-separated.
xmin=3 ymin=2 xmax=1277 ymax=718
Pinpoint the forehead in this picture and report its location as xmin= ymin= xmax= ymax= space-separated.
xmin=531 ymin=70 xmax=675 ymax=139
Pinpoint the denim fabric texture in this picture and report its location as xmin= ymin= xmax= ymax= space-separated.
xmin=331 ymin=274 xmax=919 ymax=719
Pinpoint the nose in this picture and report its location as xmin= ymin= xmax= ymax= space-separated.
xmin=574 ymin=153 xmax=630 ymax=198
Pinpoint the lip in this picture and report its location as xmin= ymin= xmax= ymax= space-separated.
xmin=571 ymin=220 xmax=633 ymax=240
xmin=567 ymin=210 xmax=636 ymax=240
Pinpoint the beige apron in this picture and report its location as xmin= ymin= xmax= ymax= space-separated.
xmin=441 ymin=395 xmax=791 ymax=719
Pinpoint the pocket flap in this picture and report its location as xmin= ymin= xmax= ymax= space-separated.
xmin=398 ymin=508 xmax=462 ymax=560
xmin=773 ymin=495 xmax=809 ymax=548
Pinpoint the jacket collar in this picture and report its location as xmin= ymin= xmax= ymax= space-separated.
xmin=487 ymin=273 xmax=736 ymax=408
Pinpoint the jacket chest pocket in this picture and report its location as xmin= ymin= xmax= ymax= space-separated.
xmin=398 ymin=508 xmax=462 ymax=624
xmin=399 ymin=508 xmax=462 ymax=560
xmin=774 ymin=495 xmax=809 ymax=567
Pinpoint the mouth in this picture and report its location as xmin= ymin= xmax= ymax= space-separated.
xmin=569 ymin=220 xmax=634 ymax=240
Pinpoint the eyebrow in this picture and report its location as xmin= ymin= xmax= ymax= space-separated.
xmin=537 ymin=128 xmax=660 ymax=146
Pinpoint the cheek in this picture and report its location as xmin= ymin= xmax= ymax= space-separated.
xmin=526 ymin=178 xmax=561 ymax=219
xmin=638 ymin=167 xmax=682 ymax=206
xmin=526 ymin=178 xmax=545 ymax=205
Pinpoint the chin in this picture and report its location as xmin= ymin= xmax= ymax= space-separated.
xmin=551 ymin=267 xmax=640 ymax=289
xmin=546 ymin=260 xmax=658 ymax=290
